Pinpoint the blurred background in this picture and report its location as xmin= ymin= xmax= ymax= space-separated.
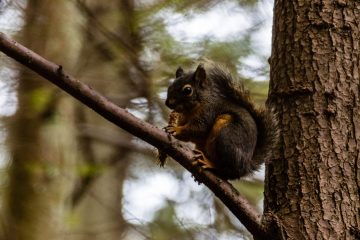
xmin=0 ymin=0 xmax=273 ymax=239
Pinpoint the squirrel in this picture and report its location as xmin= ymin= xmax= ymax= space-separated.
xmin=162 ymin=61 xmax=278 ymax=180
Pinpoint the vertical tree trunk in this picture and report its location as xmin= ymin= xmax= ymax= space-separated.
xmin=264 ymin=0 xmax=360 ymax=239
xmin=69 ymin=1 xmax=152 ymax=239
xmin=5 ymin=1 xmax=81 ymax=239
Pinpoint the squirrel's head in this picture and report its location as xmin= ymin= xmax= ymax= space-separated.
xmin=166 ymin=64 xmax=208 ymax=113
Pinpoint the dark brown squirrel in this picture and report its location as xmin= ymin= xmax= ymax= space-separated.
xmin=163 ymin=61 xmax=278 ymax=180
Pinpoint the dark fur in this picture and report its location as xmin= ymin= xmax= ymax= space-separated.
xmin=166 ymin=62 xmax=278 ymax=179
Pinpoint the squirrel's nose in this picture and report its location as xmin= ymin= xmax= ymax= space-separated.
xmin=165 ymin=98 xmax=175 ymax=109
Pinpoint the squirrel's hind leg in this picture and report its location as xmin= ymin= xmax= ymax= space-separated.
xmin=191 ymin=114 xmax=233 ymax=172
xmin=213 ymin=116 xmax=257 ymax=179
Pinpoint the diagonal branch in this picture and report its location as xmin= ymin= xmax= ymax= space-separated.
xmin=0 ymin=32 xmax=269 ymax=239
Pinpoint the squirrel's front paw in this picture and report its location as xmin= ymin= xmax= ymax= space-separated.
xmin=164 ymin=125 xmax=176 ymax=135
xmin=164 ymin=125 xmax=182 ymax=136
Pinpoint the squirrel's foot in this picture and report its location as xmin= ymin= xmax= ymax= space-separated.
xmin=192 ymin=149 xmax=215 ymax=170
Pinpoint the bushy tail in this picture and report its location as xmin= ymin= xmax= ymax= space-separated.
xmin=251 ymin=107 xmax=279 ymax=167
xmin=203 ymin=61 xmax=279 ymax=167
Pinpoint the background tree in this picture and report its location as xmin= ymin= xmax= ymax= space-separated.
xmin=4 ymin=1 xmax=81 ymax=240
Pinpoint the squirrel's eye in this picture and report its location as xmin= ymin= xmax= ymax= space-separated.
xmin=182 ymin=85 xmax=193 ymax=96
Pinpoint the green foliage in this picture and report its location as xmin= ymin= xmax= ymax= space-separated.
xmin=244 ymin=80 xmax=269 ymax=104
xmin=200 ymin=36 xmax=253 ymax=68
xmin=30 ymin=88 xmax=52 ymax=113
xmin=148 ymin=201 xmax=192 ymax=240
xmin=233 ymin=179 xmax=264 ymax=206
xmin=77 ymin=163 xmax=104 ymax=178
xmin=236 ymin=0 xmax=260 ymax=8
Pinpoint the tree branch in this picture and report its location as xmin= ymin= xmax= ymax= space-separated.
xmin=0 ymin=32 xmax=269 ymax=239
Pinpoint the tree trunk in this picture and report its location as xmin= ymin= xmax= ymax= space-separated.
xmin=264 ymin=0 xmax=360 ymax=239
xmin=69 ymin=1 xmax=151 ymax=239
xmin=5 ymin=1 xmax=81 ymax=239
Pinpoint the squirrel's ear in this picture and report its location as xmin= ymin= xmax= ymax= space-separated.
xmin=194 ymin=64 xmax=206 ymax=87
xmin=175 ymin=67 xmax=184 ymax=78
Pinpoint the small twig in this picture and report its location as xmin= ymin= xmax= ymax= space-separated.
xmin=0 ymin=32 xmax=269 ymax=239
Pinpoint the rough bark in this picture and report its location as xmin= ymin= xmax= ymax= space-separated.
xmin=265 ymin=0 xmax=360 ymax=239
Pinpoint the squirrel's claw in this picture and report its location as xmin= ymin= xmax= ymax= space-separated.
xmin=164 ymin=125 xmax=182 ymax=136
xmin=164 ymin=125 xmax=176 ymax=135
xmin=192 ymin=149 xmax=215 ymax=170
